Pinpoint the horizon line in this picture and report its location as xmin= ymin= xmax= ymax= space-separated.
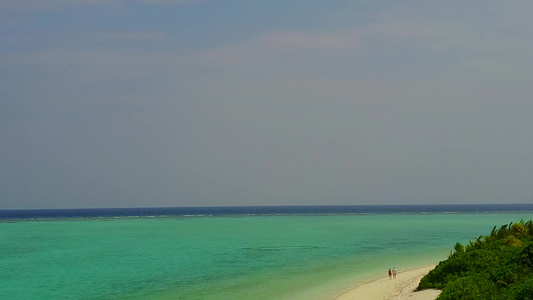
xmin=2 ymin=203 xmax=533 ymax=211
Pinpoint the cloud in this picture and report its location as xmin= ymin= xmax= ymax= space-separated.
xmin=97 ymin=31 xmax=168 ymax=42
xmin=189 ymin=18 xmax=492 ymax=82
xmin=0 ymin=0 xmax=112 ymax=10
xmin=194 ymin=29 xmax=362 ymax=67
xmin=1 ymin=48 xmax=185 ymax=91
xmin=0 ymin=0 xmax=198 ymax=11
xmin=139 ymin=0 xmax=201 ymax=5
xmin=191 ymin=6 xmax=482 ymax=70
xmin=4 ymin=0 xmax=532 ymax=90
xmin=256 ymin=30 xmax=361 ymax=51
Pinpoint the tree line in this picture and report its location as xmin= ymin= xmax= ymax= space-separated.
xmin=418 ymin=219 xmax=533 ymax=300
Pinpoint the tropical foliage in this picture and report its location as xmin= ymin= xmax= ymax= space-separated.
xmin=418 ymin=220 xmax=533 ymax=300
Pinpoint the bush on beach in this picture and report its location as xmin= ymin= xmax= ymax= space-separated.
xmin=418 ymin=220 xmax=533 ymax=300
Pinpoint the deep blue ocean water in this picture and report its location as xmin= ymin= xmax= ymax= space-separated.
xmin=2 ymin=204 xmax=533 ymax=300
xmin=2 ymin=204 xmax=533 ymax=220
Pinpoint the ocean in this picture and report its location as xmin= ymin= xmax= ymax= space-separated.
xmin=2 ymin=204 xmax=533 ymax=299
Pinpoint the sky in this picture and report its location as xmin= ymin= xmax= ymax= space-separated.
xmin=1 ymin=1 xmax=532 ymax=209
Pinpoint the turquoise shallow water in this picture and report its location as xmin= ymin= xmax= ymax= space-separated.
xmin=2 ymin=211 xmax=533 ymax=299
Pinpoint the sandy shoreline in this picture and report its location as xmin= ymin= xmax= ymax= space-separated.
xmin=335 ymin=265 xmax=441 ymax=300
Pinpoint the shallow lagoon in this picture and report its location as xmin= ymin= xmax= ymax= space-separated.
xmin=2 ymin=207 xmax=533 ymax=299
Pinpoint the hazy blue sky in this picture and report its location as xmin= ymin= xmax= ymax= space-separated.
xmin=1 ymin=1 xmax=532 ymax=209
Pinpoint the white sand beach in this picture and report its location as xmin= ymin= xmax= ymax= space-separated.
xmin=336 ymin=266 xmax=441 ymax=300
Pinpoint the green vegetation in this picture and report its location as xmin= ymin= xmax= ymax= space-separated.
xmin=418 ymin=220 xmax=533 ymax=300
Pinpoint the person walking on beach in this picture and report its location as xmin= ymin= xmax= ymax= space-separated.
xmin=392 ymin=267 xmax=397 ymax=279
xmin=388 ymin=268 xmax=392 ymax=279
